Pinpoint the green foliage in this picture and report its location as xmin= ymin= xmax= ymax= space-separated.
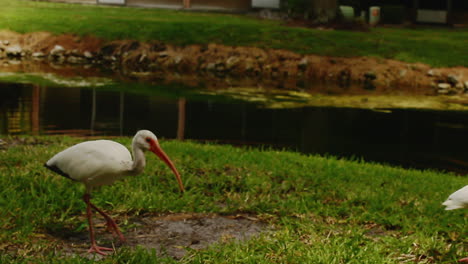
xmin=0 ymin=0 xmax=467 ymax=67
xmin=0 ymin=136 xmax=467 ymax=262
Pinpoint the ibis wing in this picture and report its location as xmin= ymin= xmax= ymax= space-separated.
xmin=45 ymin=140 xmax=132 ymax=182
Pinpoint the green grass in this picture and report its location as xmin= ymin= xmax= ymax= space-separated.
xmin=1 ymin=135 xmax=468 ymax=263
xmin=0 ymin=0 xmax=467 ymax=67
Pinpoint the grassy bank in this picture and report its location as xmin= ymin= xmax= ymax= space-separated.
xmin=0 ymin=136 xmax=467 ymax=263
xmin=1 ymin=0 xmax=467 ymax=67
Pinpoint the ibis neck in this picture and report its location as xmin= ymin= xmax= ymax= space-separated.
xmin=130 ymin=145 xmax=146 ymax=175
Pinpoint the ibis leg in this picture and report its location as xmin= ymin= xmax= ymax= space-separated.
xmin=83 ymin=194 xmax=114 ymax=255
xmin=88 ymin=202 xmax=126 ymax=242
xmin=459 ymin=257 xmax=468 ymax=263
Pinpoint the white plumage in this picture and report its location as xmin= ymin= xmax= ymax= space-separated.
xmin=442 ymin=185 xmax=468 ymax=210
xmin=46 ymin=140 xmax=133 ymax=187
xmin=442 ymin=185 xmax=468 ymax=263
xmin=45 ymin=130 xmax=184 ymax=255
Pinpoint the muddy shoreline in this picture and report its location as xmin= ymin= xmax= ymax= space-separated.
xmin=1 ymin=30 xmax=467 ymax=94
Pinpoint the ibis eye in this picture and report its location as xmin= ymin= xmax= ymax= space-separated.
xmin=145 ymin=138 xmax=151 ymax=143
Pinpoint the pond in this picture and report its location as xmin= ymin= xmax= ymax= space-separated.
xmin=2 ymin=78 xmax=468 ymax=174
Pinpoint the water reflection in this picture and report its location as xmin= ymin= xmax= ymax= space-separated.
xmin=2 ymin=82 xmax=468 ymax=174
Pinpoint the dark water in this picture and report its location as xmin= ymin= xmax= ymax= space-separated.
xmin=2 ymin=82 xmax=468 ymax=174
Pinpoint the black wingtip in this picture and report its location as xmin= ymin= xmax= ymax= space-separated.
xmin=44 ymin=163 xmax=76 ymax=181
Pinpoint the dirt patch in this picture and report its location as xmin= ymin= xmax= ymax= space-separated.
xmin=48 ymin=213 xmax=267 ymax=260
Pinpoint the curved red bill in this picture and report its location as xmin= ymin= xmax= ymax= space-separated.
xmin=149 ymin=140 xmax=184 ymax=193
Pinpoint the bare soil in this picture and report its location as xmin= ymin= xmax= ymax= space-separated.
xmin=1 ymin=30 xmax=467 ymax=93
xmin=46 ymin=213 xmax=266 ymax=260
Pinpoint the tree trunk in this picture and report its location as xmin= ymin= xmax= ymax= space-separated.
xmin=310 ymin=0 xmax=338 ymax=23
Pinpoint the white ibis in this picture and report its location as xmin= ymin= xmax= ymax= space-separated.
xmin=44 ymin=130 xmax=184 ymax=255
xmin=442 ymin=185 xmax=468 ymax=263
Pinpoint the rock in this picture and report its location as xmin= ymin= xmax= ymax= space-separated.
xmin=215 ymin=63 xmax=226 ymax=72
xmin=205 ymin=62 xmax=216 ymax=71
xmin=173 ymin=55 xmax=183 ymax=65
xmin=427 ymin=70 xmax=435 ymax=76
xmin=103 ymin=56 xmax=117 ymax=62
xmin=436 ymin=83 xmax=453 ymax=95
xmin=139 ymin=53 xmax=147 ymax=63
xmin=83 ymin=51 xmax=93 ymax=59
xmin=447 ymin=75 xmax=459 ymax=86
xmin=49 ymin=46 xmax=66 ymax=62
xmin=437 ymin=83 xmax=451 ymax=89
xmin=67 ymin=56 xmax=85 ymax=64
xmin=5 ymin=45 xmax=22 ymax=56
xmin=298 ymin=58 xmax=308 ymax=71
xmin=32 ymin=52 xmax=45 ymax=58
xmin=226 ymin=56 xmax=240 ymax=69
xmin=53 ymin=56 xmax=66 ymax=64
xmin=364 ymin=72 xmax=377 ymax=80
xmin=464 ymin=81 xmax=468 ymax=89
xmin=32 ymin=52 xmax=45 ymax=60
xmin=362 ymin=72 xmax=377 ymax=90
xmin=50 ymin=45 xmax=65 ymax=55
xmin=69 ymin=49 xmax=81 ymax=56
xmin=3 ymin=40 xmax=9 ymax=46
xmin=158 ymin=51 xmax=169 ymax=58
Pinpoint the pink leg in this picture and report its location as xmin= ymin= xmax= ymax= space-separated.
xmin=83 ymin=194 xmax=114 ymax=255
xmin=88 ymin=202 xmax=126 ymax=242
xmin=459 ymin=257 xmax=468 ymax=263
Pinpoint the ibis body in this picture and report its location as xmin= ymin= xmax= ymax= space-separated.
xmin=443 ymin=185 xmax=468 ymax=211
xmin=443 ymin=185 xmax=468 ymax=263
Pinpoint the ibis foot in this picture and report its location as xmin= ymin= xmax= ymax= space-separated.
xmin=87 ymin=244 xmax=114 ymax=256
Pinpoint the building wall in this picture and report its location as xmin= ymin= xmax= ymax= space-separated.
xmin=190 ymin=0 xmax=251 ymax=10
xmin=126 ymin=0 xmax=182 ymax=8
xmin=36 ymin=0 xmax=251 ymax=10
xmin=43 ymin=0 xmax=96 ymax=4
xmin=126 ymin=0 xmax=251 ymax=10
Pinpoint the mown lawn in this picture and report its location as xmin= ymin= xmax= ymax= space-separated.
xmin=0 ymin=136 xmax=467 ymax=263
xmin=0 ymin=0 xmax=467 ymax=67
